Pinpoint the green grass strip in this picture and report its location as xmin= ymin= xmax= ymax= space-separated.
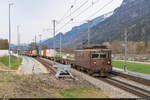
xmin=112 ymin=61 xmax=150 ymax=74
xmin=0 ymin=55 xmax=22 ymax=70
xmin=58 ymin=88 xmax=108 ymax=98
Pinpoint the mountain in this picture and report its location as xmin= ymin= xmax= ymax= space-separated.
xmin=41 ymin=11 xmax=113 ymax=48
xmin=90 ymin=0 xmax=150 ymax=44
xmin=41 ymin=0 xmax=150 ymax=48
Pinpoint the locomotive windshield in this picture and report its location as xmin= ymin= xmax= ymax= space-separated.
xmin=92 ymin=53 xmax=99 ymax=58
xmin=100 ymin=53 xmax=107 ymax=58
xmin=92 ymin=53 xmax=107 ymax=59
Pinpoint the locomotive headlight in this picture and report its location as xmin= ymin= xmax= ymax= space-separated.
xmin=94 ymin=61 xmax=96 ymax=64
xmin=107 ymin=61 xmax=111 ymax=65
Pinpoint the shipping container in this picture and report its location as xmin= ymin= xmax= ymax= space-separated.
xmin=41 ymin=50 xmax=44 ymax=56
xmin=43 ymin=49 xmax=47 ymax=56
xmin=37 ymin=50 xmax=40 ymax=55
xmin=46 ymin=49 xmax=57 ymax=57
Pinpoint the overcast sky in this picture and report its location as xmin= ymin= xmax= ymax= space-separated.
xmin=0 ymin=0 xmax=123 ymax=45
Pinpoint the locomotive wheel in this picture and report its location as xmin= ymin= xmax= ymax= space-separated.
xmin=88 ymin=70 xmax=94 ymax=75
xmin=76 ymin=66 xmax=81 ymax=71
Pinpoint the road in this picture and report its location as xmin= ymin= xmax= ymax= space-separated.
xmin=113 ymin=60 xmax=150 ymax=65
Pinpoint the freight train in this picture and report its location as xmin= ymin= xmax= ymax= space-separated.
xmin=24 ymin=45 xmax=112 ymax=76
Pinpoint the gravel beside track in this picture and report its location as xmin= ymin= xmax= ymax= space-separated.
xmin=70 ymin=68 xmax=138 ymax=98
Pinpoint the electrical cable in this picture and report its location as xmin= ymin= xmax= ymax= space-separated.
xmin=87 ymin=0 xmax=114 ymax=20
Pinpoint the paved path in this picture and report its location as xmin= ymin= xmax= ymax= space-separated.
xmin=18 ymin=56 xmax=49 ymax=74
xmin=113 ymin=67 xmax=150 ymax=80
xmin=113 ymin=60 xmax=150 ymax=65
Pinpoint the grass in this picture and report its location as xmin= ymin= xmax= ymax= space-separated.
xmin=112 ymin=61 xmax=150 ymax=74
xmin=0 ymin=55 xmax=22 ymax=70
xmin=58 ymin=88 xmax=108 ymax=98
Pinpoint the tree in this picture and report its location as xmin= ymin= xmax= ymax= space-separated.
xmin=111 ymin=40 xmax=124 ymax=54
xmin=0 ymin=39 xmax=9 ymax=50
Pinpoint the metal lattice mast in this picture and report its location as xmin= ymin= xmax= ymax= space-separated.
xmin=39 ymin=34 xmax=42 ymax=50
xmin=60 ymin=33 xmax=62 ymax=57
xmin=17 ymin=25 xmax=20 ymax=55
xmin=53 ymin=20 xmax=56 ymax=62
xmin=88 ymin=20 xmax=91 ymax=45
xmin=124 ymin=29 xmax=127 ymax=72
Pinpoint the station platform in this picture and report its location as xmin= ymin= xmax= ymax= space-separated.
xmin=18 ymin=56 xmax=49 ymax=74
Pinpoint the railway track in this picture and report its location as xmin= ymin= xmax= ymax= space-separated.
xmin=34 ymin=57 xmax=56 ymax=75
xmin=99 ymin=78 xmax=150 ymax=98
xmin=111 ymin=71 xmax=150 ymax=87
xmin=34 ymin=56 xmax=150 ymax=98
xmin=70 ymin=65 xmax=150 ymax=98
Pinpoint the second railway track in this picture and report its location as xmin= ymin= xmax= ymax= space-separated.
xmin=111 ymin=71 xmax=150 ymax=87
xmin=99 ymin=78 xmax=150 ymax=98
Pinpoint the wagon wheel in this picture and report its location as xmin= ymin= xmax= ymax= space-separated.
xmin=76 ymin=66 xmax=81 ymax=71
xmin=71 ymin=64 xmax=75 ymax=68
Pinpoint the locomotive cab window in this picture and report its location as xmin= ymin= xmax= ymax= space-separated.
xmin=92 ymin=53 xmax=99 ymax=58
xmin=91 ymin=53 xmax=107 ymax=59
xmin=99 ymin=53 xmax=107 ymax=58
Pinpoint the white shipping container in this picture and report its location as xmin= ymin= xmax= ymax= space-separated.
xmin=41 ymin=50 xmax=44 ymax=56
xmin=32 ymin=50 xmax=35 ymax=55
xmin=46 ymin=49 xmax=57 ymax=57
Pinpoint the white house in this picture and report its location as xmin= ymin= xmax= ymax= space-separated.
xmin=0 ymin=50 xmax=8 ymax=56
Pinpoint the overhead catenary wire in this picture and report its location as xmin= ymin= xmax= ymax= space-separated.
xmin=56 ymin=0 xmax=100 ymax=33
xmin=44 ymin=0 xmax=116 ymax=41
xmin=87 ymin=0 xmax=114 ymax=20
xmin=57 ymin=0 xmax=89 ymax=25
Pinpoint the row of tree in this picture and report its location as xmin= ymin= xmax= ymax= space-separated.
xmin=0 ymin=39 xmax=9 ymax=50
xmin=104 ymin=40 xmax=150 ymax=54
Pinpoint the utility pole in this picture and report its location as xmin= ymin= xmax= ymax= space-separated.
xmin=35 ymin=35 xmax=37 ymax=50
xmin=124 ymin=29 xmax=127 ymax=72
xmin=60 ymin=33 xmax=62 ymax=57
xmin=53 ymin=20 xmax=56 ymax=62
xmin=32 ymin=38 xmax=34 ymax=50
xmin=9 ymin=3 xmax=13 ymax=67
xmin=39 ymin=34 xmax=42 ymax=50
xmin=87 ymin=20 xmax=91 ymax=45
xmin=17 ymin=25 xmax=20 ymax=56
